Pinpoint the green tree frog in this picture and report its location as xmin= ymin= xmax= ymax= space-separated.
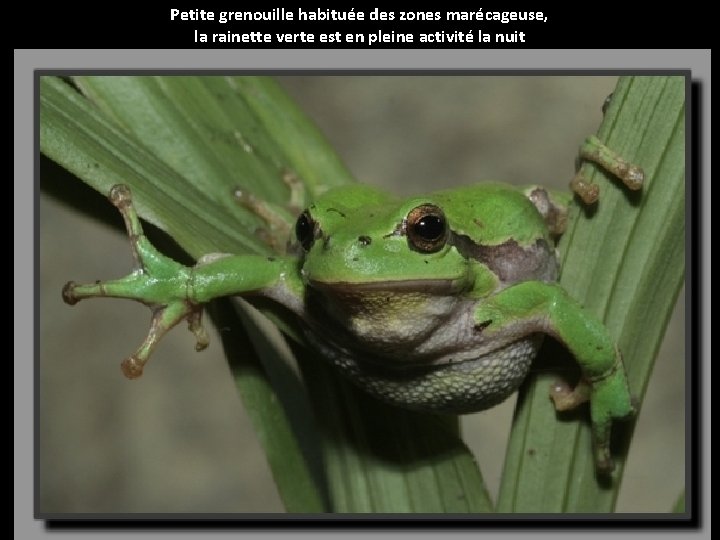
xmin=62 ymin=135 xmax=643 ymax=474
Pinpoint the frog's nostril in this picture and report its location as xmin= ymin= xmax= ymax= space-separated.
xmin=358 ymin=235 xmax=372 ymax=247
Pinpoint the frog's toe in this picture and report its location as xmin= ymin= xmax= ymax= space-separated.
xmin=549 ymin=378 xmax=590 ymax=411
xmin=121 ymin=356 xmax=145 ymax=379
xmin=62 ymin=281 xmax=81 ymax=305
xmin=594 ymin=446 xmax=615 ymax=475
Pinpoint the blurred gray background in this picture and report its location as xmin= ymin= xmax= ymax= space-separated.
xmin=39 ymin=76 xmax=685 ymax=513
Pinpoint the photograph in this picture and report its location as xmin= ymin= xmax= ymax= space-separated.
xmin=38 ymin=74 xmax=685 ymax=515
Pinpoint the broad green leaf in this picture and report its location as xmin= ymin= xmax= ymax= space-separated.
xmin=497 ymin=76 xmax=685 ymax=512
xmin=72 ymin=76 xmax=349 ymax=209
xmin=41 ymin=76 xmax=267 ymax=257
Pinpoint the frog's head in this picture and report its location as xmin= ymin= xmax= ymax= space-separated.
xmin=295 ymin=184 xmax=474 ymax=294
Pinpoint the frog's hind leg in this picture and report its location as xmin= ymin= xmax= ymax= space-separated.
xmin=522 ymin=185 xmax=571 ymax=236
xmin=571 ymin=135 xmax=645 ymax=204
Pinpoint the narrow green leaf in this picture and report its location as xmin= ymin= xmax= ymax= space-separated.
xmin=301 ymin=358 xmax=493 ymax=513
xmin=210 ymin=299 xmax=328 ymax=512
xmin=497 ymin=76 xmax=685 ymax=512
xmin=672 ymin=490 xmax=685 ymax=513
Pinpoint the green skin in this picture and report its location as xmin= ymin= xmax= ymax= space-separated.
xmin=63 ymin=135 xmax=641 ymax=474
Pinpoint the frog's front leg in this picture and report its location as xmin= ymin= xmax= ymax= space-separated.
xmin=62 ymin=185 xmax=299 ymax=379
xmin=474 ymin=280 xmax=635 ymax=474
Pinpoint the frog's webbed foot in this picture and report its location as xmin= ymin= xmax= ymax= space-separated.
xmin=62 ymin=184 xmax=208 ymax=378
xmin=571 ymin=135 xmax=645 ymax=204
xmin=548 ymin=359 xmax=636 ymax=475
xmin=116 ymin=301 xmax=207 ymax=379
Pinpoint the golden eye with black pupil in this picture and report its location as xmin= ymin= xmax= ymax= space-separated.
xmin=406 ymin=204 xmax=448 ymax=253
xmin=295 ymin=211 xmax=316 ymax=252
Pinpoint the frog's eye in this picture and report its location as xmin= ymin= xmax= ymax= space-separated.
xmin=406 ymin=204 xmax=448 ymax=253
xmin=295 ymin=211 xmax=316 ymax=252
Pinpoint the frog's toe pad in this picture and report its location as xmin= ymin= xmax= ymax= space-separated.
xmin=595 ymin=453 xmax=615 ymax=475
xmin=109 ymin=184 xmax=133 ymax=207
xmin=62 ymin=281 xmax=80 ymax=305
xmin=121 ymin=356 xmax=145 ymax=379
xmin=549 ymin=379 xmax=590 ymax=411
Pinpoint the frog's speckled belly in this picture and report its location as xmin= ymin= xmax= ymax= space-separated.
xmin=305 ymin=332 xmax=543 ymax=413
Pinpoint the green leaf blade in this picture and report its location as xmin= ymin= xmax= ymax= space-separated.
xmin=498 ymin=76 xmax=686 ymax=513
xmin=74 ymin=76 xmax=291 ymax=207
xmin=223 ymin=77 xmax=354 ymax=195
xmin=672 ymin=490 xmax=685 ymax=513
xmin=40 ymin=76 xmax=267 ymax=256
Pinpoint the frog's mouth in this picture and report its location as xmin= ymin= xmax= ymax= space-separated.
xmin=307 ymin=278 xmax=465 ymax=295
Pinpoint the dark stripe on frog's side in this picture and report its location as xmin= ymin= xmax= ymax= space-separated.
xmin=448 ymin=233 xmax=558 ymax=283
